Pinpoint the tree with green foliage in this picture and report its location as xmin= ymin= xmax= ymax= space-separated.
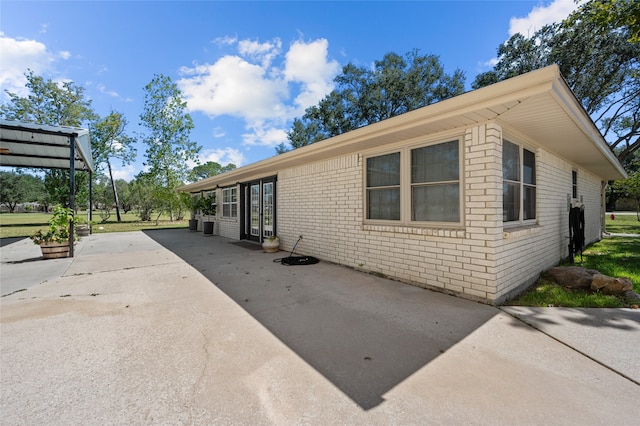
xmin=129 ymin=172 xmax=157 ymax=222
xmin=1 ymin=70 xmax=96 ymax=126
xmin=90 ymin=111 xmax=136 ymax=222
xmin=277 ymin=50 xmax=465 ymax=153
xmin=613 ymin=171 xmax=640 ymax=220
xmin=42 ymin=169 xmax=89 ymax=210
xmin=92 ymin=176 xmax=114 ymax=223
xmin=0 ymin=70 xmax=97 ymax=208
xmin=0 ymin=171 xmax=45 ymax=212
xmin=139 ymin=74 xmax=200 ymax=221
xmin=472 ymin=0 xmax=639 ymax=169
xmin=574 ymin=0 xmax=640 ymax=44
xmin=115 ymin=179 xmax=134 ymax=214
xmin=188 ymin=161 xmax=236 ymax=182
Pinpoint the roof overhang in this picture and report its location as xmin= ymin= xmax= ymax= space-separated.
xmin=0 ymin=119 xmax=94 ymax=173
xmin=179 ymin=65 xmax=627 ymax=193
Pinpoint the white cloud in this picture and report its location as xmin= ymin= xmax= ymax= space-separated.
xmin=211 ymin=127 xmax=226 ymax=138
xmin=179 ymin=55 xmax=287 ymax=121
xmin=212 ymin=35 xmax=237 ymax=47
xmin=199 ymin=147 xmax=246 ymax=167
xmin=509 ymin=0 xmax=579 ymax=37
xmin=284 ymin=38 xmax=340 ymax=112
xmin=241 ymin=122 xmax=288 ymax=148
xmin=111 ymin=164 xmax=137 ymax=182
xmin=97 ymin=83 xmax=119 ymax=97
xmin=0 ymin=32 xmax=56 ymax=97
xmin=478 ymin=0 xmax=581 ymax=72
xmin=238 ymin=38 xmax=282 ymax=68
xmin=178 ymin=37 xmax=339 ymax=148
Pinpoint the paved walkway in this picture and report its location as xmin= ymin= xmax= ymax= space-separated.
xmin=1 ymin=230 xmax=639 ymax=425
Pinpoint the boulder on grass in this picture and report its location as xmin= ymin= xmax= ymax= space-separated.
xmin=591 ymin=274 xmax=633 ymax=294
xmin=548 ymin=266 xmax=599 ymax=289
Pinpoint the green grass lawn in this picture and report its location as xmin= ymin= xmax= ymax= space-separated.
xmin=0 ymin=211 xmax=187 ymax=239
xmin=606 ymin=212 xmax=640 ymax=234
xmin=512 ymin=236 xmax=640 ymax=308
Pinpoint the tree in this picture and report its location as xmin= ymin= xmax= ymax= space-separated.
xmin=115 ymin=179 xmax=134 ymax=214
xmin=1 ymin=70 xmax=96 ymax=126
xmin=613 ymin=171 xmax=640 ymax=220
xmin=139 ymin=74 xmax=200 ymax=220
xmin=129 ymin=172 xmax=157 ymax=221
xmin=90 ymin=111 xmax=136 ymax=222
xmin=472 ymin=1 xmax=640 ymax=169
xmin=278 ymin=50 xmax=465 ymax=153
xmin=92 ymin=176 xmax=114 ymax=222
xmin=574 ymin=0 xmax=640 ymax=43
xmin=0 ymin=171 xmax=44 ymax=212
xmin=0 ymin=70 xmax=97 ymax=208
xmin=188 ymin=161 xmax=236 ymax=182
xmin=43 ymin=169 xmax=89 ymax=209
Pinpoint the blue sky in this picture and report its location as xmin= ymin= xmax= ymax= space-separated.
xmin=0 ymin=0 xmax=580 ymax=181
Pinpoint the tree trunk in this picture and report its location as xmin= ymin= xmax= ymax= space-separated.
xmin=107 ymin=160 xmax=122 ymax=222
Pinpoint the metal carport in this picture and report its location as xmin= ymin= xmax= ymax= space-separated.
xmin=0 ymin=119 xmax=94 ymax=257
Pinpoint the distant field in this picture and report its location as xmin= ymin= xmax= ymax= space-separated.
xmin=1 ymin=210 xmax=636 ymax=239
xmin=0 ymin=211 xmax=187 ymax=239
xmin=605 ymin=213 xmax=640 ymax=234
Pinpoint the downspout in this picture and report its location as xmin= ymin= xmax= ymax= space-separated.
xmin=89 ymin=170 xmax=93 ymax=234
xmin=601 ymin=181 xmax=607 ymax=238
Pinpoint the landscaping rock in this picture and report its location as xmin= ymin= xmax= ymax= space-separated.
xmin=548 ymin=266 xmax=599 ymax=289
xmin=591 ymin=274 xmax=633 ymax=294
xmin=624 ymin=290 xmax=640 ymax=303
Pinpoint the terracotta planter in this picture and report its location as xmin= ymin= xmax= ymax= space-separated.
xmin=76 ymin=225 xmax=90 ymax=236
xmin=262 ymin=237 xmax=280 ymax=253
xmin=40 ymin=241 xmax=70 ymax=259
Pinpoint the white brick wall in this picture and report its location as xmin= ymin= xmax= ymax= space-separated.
xmin=277 ymin=124 xmax=508 ymax=303
xmin=221 ymin=123 xmax=605 ymax=304
xmin=196 ymin=187 xmax=241 ymax=240
xmin=494 ymin=147 xmax=604 ymax=301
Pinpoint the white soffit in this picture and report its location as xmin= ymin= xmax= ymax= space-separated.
xmin=0 ymin=119 xmax=94 ymax=172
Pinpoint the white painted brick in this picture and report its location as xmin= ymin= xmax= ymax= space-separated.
xmin=216 ymin=123 xmax=605 ymax=304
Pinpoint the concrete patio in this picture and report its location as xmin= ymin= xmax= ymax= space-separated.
xmin=1 ymin=229 xmax=639 ymax=425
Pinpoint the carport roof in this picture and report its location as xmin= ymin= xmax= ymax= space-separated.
xmin=0 ymin=119 xmax=93 ymax=172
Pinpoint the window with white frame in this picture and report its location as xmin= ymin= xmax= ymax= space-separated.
xmin=222 ymin=187 xmax=238 ymax=218
xmin=365 ymin=139 xmax=461 ymax=224
xmin=503 ymin=140 xmax=536 ymax=223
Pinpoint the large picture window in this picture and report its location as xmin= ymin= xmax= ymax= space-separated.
xmin=503 ymin=140 xmax=536 ymax=223
xmin=222 ymin=187 xmax=238 ymax=218
xmin=366 ymin=139 xmax=461 ymax=224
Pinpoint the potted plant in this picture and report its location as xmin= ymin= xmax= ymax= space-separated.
xmin=199 ymin=194 xmax=216 ymax=235
xmin=262 ymin=235 xmax=280 ymax=253
xmin=187 ymin=194 xmax=200 ymax=231
xmin=75 ymin=215 xmax=91 ymax=236
xmin=30 ymin=206 xmax=76 ymax=259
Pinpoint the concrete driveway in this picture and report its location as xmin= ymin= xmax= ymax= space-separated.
xmin=1 ymin=229 xmax=639 ymax=425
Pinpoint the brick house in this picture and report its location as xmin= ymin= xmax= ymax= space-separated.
xmin=179 ymin=65 xmax=626 ymax=304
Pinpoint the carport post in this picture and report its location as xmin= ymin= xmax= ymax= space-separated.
xmin=89 ymin=170 xmax=93 ymax=234
xmin=69 ymin=135 xmax=75 ymax=257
